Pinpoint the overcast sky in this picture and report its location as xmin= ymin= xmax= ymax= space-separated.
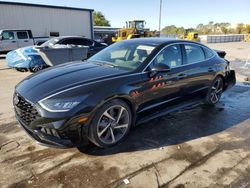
xmin=2 ymin=0 xmax=250 ymax=30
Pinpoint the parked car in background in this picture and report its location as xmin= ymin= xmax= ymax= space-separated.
xmin=13 ymin=38 xmax=236 ymax=148
xmin=6 ymin=36 xmax=107 ymax=72
xmin=40 ymin=36 xmax=107 ymax=58
xmin=0 ymin=30 xmax=48 ymax=53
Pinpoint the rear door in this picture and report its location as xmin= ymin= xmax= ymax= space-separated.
xmin=181 ymin=43 xmax=216 ymax=99
xmin=16 ymin=31 xmax=34 ymax=48
xmin=0 ymin=31 xmax=18 ymax=51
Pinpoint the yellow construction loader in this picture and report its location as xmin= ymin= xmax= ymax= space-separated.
xmin=112 ymin=20 xmax=156 ymax=42
xmin=181 ymin=30 xmax=201 ymax=42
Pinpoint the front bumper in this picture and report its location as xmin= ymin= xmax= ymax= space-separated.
xmin=15 ymin=113 xmax=90 ymax=148
xmin=16 ymin=115 xmax=74 ymax=148
xmin=14 ymin=94 xmax=90 ymax=148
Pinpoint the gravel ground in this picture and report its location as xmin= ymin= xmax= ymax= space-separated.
xmin=0 ymin=42 xmax=250 ymax=188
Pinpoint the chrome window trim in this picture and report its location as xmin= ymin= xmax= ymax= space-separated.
xmin=142 ymin=42 xmax=216 ymax=72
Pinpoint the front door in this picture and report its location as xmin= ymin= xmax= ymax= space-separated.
xmin=138 ymin=44 xmax=187 ymax=114
xmin=0 ymin=31 xmax=18 ymax=51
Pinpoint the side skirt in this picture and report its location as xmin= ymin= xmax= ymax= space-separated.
xmin=136 ymin=99 xmax=203 ymax=125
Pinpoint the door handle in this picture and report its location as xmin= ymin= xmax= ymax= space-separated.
xmin=177 ymin=73 xmax=187 ymax=80
xmin=12 ymin=41 xmax=17 ymax=43
xmin=208 ymin=67 xmax=215 ymax=73
xmin=24 ymin=40 xmax=29 ymax=42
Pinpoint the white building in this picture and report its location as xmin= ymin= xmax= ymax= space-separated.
xmin=0 ymin=1 xmax=94 ymax=39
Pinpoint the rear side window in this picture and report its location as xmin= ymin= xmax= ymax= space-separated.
xmin=2 ymin=31 xmax=14 ymax=40
xmin=80 ymin=39 xmax=94 ymax=46
xmin=203 ymin=47 xmax=214 ymax=59
xmin=94 ymin=42 xmax=104 ymax=48
xmin=184 ymin=44 xmax=205 ymax=64
xmin=60 ymin=39 xmax=80 ymax=45
xmin=17 ymin=32 xmax=28 ymax=39
xmin=61 ymin=38 xmax=93 ymax=46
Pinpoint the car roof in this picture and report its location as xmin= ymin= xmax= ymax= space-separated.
xmin=123 ymin=37 xmax=202 ymax=46
xmin=54 ymin=36 xmax=90 ymax=40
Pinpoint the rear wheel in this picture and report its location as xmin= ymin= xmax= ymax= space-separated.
xmin=204 ymin=77 xmax=224 ymax=105
xmin=88 ymin=99 xmax=132 ymax=148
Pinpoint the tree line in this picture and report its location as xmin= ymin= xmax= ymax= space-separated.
xmin=92 ymin=12 xmax=250 ymax=36
xmin=161 ymin=22 xmax=250 ymax=35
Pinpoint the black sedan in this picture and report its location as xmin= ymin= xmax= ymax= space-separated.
xmin=13 ymin=38 xmax=236 ymax=148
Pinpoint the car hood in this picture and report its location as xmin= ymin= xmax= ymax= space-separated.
xmin=16 ymin=61 xmax=128 ymax=103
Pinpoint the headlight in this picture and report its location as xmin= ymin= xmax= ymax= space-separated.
xmin=39 ymin=97 xmax=84 ymax=112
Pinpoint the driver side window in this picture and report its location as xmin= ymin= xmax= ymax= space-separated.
xmin=151 ymin=44 xmax=182 ymax=69
xmin=2 ymin=31 xmax=15 ymax=40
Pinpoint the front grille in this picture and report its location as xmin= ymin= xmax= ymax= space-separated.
xmin=14 ymin=93 xmax=40 ymax=125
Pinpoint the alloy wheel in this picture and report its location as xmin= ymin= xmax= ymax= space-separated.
xmin=32 ymin=65 xmax=43 ymax=72
xmin=210 ymin=78 xmax=223 ymax=104
xmin=97 ymin=105 xmax=130 ymax=145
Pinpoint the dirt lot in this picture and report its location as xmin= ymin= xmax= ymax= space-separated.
xmin=205 ymin=42 xmax=250 ymax=82
xmin=205 ymin=42 xmax=250 ymax=62
xmin=0 ymin=42 xmax=250 ymax=188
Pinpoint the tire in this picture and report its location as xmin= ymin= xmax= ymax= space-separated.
xmin=88 ymin=99 xmax=132 ymax=148
xmin=30 ymin=64 xmax=43 ymax=72
xmin=204 ymin=76 xmax=224 ymax=105
xmin=16 ymin=68 xmax=28 ymax=72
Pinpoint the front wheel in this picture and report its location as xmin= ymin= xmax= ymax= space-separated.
xmin=204 ymin=77 xmax=224 ymax=105
xmin=88 ymin=99 xmax=132 ymax=148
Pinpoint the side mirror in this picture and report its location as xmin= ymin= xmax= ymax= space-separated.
xmin=150 ymin=63 xmax=170 ymax=77
xmin=151 ymin=63 xmax=170 ymax=72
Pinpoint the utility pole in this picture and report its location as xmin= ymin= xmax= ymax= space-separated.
xmin=159 ymin=0 xmax=163 ymax=36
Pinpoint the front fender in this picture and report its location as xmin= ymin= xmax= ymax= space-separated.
xmin=71 ymin=81 xmax=141 ymax=120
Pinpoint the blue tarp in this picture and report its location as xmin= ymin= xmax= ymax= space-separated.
xmin=6 ymin=47 xmax=47 ymax=70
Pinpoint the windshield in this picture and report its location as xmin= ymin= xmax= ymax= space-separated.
xmin=40 ymin=38 xmax=59 ymax=47
xmin=129 ymin=21 xmax=144 ymax=30
xmin=135 ymin=22 xmax=144 ymax=30
xmin=88 ymin=41 xmax=156 ymax=71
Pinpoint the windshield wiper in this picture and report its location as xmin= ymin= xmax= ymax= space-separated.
xmin=103 ymin=62 xmax=118 ymax=68
xmin=90 ymin=60 xmax=118 ymax=68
